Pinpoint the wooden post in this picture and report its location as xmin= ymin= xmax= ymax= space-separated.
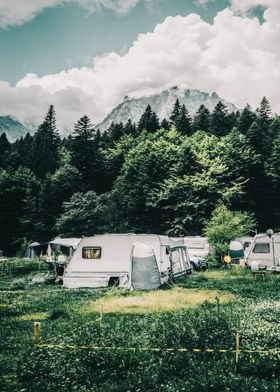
xmin=99 ymin=303 xmax=103 ymax=330
xmin=235 ymin=331 xmax=240 ymax=366
xmin=34 ymin=321 xmax=40 ymax=350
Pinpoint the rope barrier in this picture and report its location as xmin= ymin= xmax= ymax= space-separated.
xmin=33 ymin=322 xmax=280 ymax=359
xmin=36 ymin=343 xmax=280 ymax=355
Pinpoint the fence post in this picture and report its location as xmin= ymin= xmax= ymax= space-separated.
xmin=34 ymin=321 xmax=40 ymax=350
xmin=235 ymin=331 xmax=240 ymax=366
xmin=99 ymin=303 xmax=103 ymax=331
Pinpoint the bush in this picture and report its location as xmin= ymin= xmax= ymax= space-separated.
xmin=204 ymin=204 xmax=256 ymax=262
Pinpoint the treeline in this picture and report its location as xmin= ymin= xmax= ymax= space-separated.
xmin=0 ymin=98 xmax=279 ymax=255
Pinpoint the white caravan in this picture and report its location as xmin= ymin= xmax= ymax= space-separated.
xmin=183 ymin=236 xmax=210 ymax=260
xmin=246 ymin=232 xmax=280 ymax=271
xmin=63 ymin=234 xmax=192 ymax=289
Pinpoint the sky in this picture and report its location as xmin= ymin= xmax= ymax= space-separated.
xmin=0 ymin=0 xmax=279 ymax=130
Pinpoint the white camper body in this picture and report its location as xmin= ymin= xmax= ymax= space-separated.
xmin=63 ymin=234 xmax=191 ymax=289
xmin=246 ymin=233 xmax=280 ymax=271
xmin=183 ymin=236 xmax=210 ymax=260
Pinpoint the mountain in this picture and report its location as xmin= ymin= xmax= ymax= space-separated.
xmin=96 ymin=87 xmax=238 ymax=131
xmin=0 ymin=116 xmax=30 ymax=142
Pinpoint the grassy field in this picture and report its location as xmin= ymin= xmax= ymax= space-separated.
xmin=0 ymin=260 xmax=279 ymax=391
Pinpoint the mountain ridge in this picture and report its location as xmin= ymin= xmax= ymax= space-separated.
xmin=0 ymin=116 xmax=31 ymax=142
xmin=96 ymin=87 xmax=238 ymax=131
xmin=0 ymin=87 xmax=238 ymax=141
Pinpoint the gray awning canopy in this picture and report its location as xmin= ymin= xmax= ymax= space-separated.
xmin=30 ymin=237 xmax=81 ymax=250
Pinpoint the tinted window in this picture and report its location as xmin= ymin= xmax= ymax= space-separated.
xmin=82 ymin=247 xmax=102 ymax=259
xmin=253 ymin=243 xmax=270 ymax=253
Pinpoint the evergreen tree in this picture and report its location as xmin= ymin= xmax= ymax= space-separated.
xmin=137 ymin=105 xmax=159 ymax=133
xmin=71 ymin=115 xmax=97 ymax=189
xmin=246 ymin=98 xmax=272 ymax=159
xmin=264 ymin=118 xmax=280 ymax=227
xmin=0 ymin=133 xmax=10 ymax=168
xmin=169 ymin=98 xmax=181 ymax=123
xmin=123 ymin=119 xmax=136 ymax=135
xmin=0 ymin=167 xmax=39 ymax=254
xmin=33 ymin=147 xmax=83 ymax=241
xmin=30 ymin=105 xmax=60 ymax=177
xmin=106 ymin=122 xmax=125 ymax=145
xmin=150 ymin=111 xmax=160 ymax=133
xmin=245 ymin=99 xmax=275 ymax=230
xmin=192 ymin=105 xmax=210 ymax=133
xmin=210 ymin=101 xmax=231 ymax=136
xmin=175 ymin=104 xmax=192 ymax=135
xmin=237 ymin=104 xmax=256 ymax=134
xmin=160 ymin=118 xmax=170 ymax=130
xmin=8 ymin=133 xmax=34 ymax=169
xmin=257 ymin=96 xmax=272 ymax=131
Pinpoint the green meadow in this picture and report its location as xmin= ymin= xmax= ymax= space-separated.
xmin=0 ymin=260 xmax=279 ymax=392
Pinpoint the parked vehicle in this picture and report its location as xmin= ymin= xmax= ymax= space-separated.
xmin=63 ymin=234 xmax=192 ymax=289
xmin=246 ymin=232 xmax=280 ymax=271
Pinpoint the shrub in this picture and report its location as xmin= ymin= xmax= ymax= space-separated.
xmin=204 ymin=204 xmax=256 ymax=262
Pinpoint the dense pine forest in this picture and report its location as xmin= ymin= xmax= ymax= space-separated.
xmin=0 ymin=98 xmax=279 ymax=255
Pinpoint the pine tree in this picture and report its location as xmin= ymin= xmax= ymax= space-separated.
xmin=70 ymin=115 xmax=96 ymax=188
xmin=175 ymin=104 xmax=192 ymax=135
xmin=123 ymin=119 xmax=136 ymax=135
xmin=0 ymin=133 xmax=10 ymax=168
xmin=247 ymin=97 xmax=272 ymax=158
xmin=257 ymin=96 xmax=272 ymax=131
xmin=210 ymin=101 xmax=231 ymax=136
xmin=169 ymin=98 xmax=181 ymax=123
xmin=137 ymin=105 xmax=159 ymax=133
xmin=192 ymin=105 xmax=210 ymax=133
xmin=150 ymin=111 xmax=160 ymax=133
xmin=70 ymin=115 xmax=106 ymax=192
xmin=0 ymin=167 xmax=39 ymax=254
xmin=107 ymin=122 xmax=125 ymax=144
xmin=237 ymin=104 xmax=256 ymax=134
xmin=30 ymin=105 xmax=60 ymax=177
xmin=160 ymin=118 xmax=170 ymax=130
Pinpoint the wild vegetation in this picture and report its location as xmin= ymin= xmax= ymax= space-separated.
xmin=0 ymin=97 xmax=279 ymax=255
xmin=0 ymin=263 xmax=279 ymax=391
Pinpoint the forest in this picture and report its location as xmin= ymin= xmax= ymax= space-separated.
xmin=0 ymin=98 xmax=279 ymax=255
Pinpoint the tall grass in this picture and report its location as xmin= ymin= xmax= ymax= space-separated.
xmin=0 ymin=267 xmax=279 ymax=391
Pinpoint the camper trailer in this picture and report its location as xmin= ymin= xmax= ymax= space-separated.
xmin=182 ymin=236 xmax=210 ymax=270
xmin=246 ymin=232 xmax=280 ymax=271
xmin=63 ymin=234 xmax=192 ymax=289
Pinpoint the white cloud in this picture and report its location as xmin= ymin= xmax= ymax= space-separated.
xmin=0 ymin=2 xmax=280 ymax=132
xmin=195 ymin=0 xmax=215 ymax=7
xmin=230 ymin=0 xmax=277 ymax=13
xmin=0 ymin=0 xmax=139 ymax=28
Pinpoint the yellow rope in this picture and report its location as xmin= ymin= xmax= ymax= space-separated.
xmin=36 ymin=344 xmax=280 ymax=355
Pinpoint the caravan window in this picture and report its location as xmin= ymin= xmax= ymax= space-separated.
xmin=82 ymin=247 xmax=102 ymax=259
xmin=253 ymin=243 xmax=270 ymax=253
